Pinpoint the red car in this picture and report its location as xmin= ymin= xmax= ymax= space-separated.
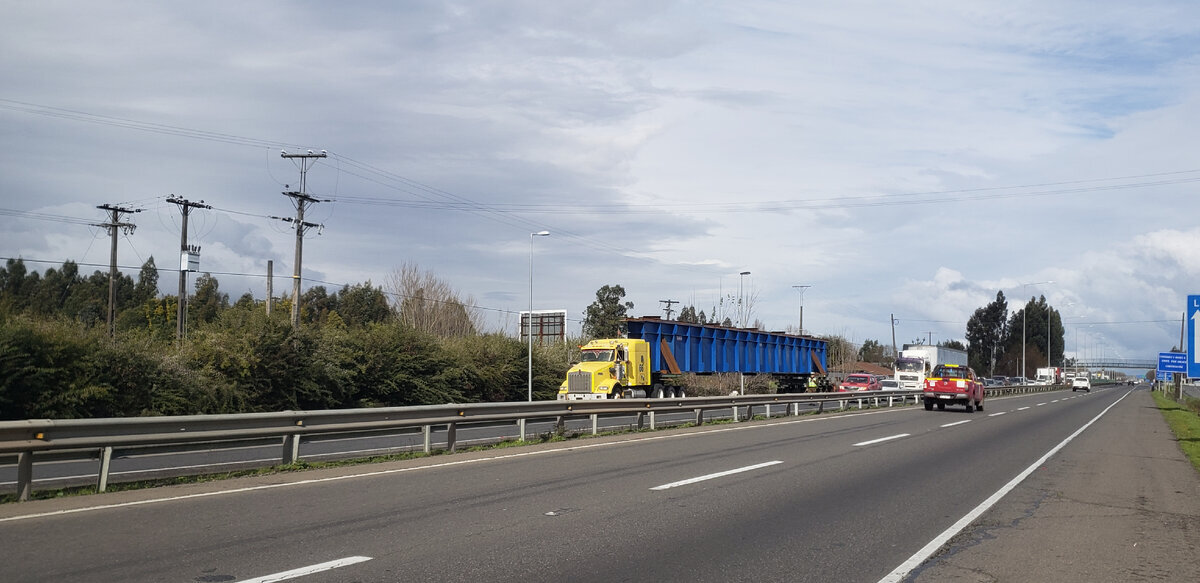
xmin=923 ymin=364 xmax=984 ymax=412
xmin=839 ymin=373 xmax=881 ymax=392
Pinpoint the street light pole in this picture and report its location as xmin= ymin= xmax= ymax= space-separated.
xmin=738 ymin=271 xmax=751 ymax=327
xmin=1020 ymin=280 xmax=1053 ymax=380
xmin=792 ymin=284 xmax=811 ymax=335
xmin=528 ymin=231 xmax=550 ymax=402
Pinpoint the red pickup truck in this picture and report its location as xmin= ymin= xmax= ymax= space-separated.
xmin=923 ymin=364 xmax=984 ymax=412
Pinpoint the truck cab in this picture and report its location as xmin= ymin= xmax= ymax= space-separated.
xmin=923 ymin=363 xmax=984 ymax=412
xmin=558 ymin=339 xmax=651 ymax=400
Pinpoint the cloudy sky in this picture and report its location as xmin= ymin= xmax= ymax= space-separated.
xmin=3 ymin=1 xmax=1200 ymax=370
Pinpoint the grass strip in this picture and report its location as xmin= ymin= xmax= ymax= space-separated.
xmin=1152 ymin=390 xmax=1200 ymax=474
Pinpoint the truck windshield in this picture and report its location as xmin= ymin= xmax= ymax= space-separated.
xmin=896 ymin=360 xmax=923 ymax=373
xmin=579 ymin=349 xmax=615 ymax=362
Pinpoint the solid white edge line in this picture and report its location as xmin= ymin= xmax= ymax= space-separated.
xmin=650 ymin=461 xmax=782 ymax=491
xmin=940 ymin=420 xmax=971 ymax=428
xmin=853 ymin=433 xmax=910 ymax=447
xmin=876 ymin=389 xmax=1133 ymax=583
xmin=234 ymin=556 xmax=371 ymax=583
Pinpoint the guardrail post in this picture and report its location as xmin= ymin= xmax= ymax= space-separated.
xmin=694 ymin=409 xmax=704 ymax=426
xmin=649 ymin=411 xmax=656 ymax=430
xmin=887 ymin=395 xmax=894 ymax=407
xmin=857 ymin=398 xmax=863 ymax=410
xmin=817 ymin=400 xmax=825 ymax=413
xmin=590 ymin=414 xmax=598 ymax=435
xmin=556 ymin=416 xmax=566 ymax=434
xmin=447 ymin=422 xmax=457 ymax=452
xmin=17 ymin=450 xmax=32 ymax=502
xmin=97 ymin=446 xmax=113 ymax=493
xmin=423 ymin=425 xmax=432 ymax=453
xmin=764 ymin=404 xmax=771 ymax=419
xmin=636 ymin=412 xmax=645 ymax=430
xmin=282 ymin=434 xmax=300 ymax=465
xmin=732 ymin=406 xmax=740 ymax=421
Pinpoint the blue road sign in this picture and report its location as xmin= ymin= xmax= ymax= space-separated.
xmin=1189 ymin=295 xmax=1200 ymax=379
xmin=1159 ymin=351 xmax=1187 ymax=374
xmin=1157 ymin=371 xmax=1172 ymax=382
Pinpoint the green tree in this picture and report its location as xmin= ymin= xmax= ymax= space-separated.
xmin=132 ymin=257 xmax=159 ymax=305
xmin=858 ymin=339 xmax=887 ymax=363
xmin=191 ymin=273 xmax=229 ymax=324
xmin=337 ymin=282 xmax=392 ymax=327
xmin=582 ymin=284 xmax=633 ymax=338
xmin=966 ymin=291 xmax=1007 ymax=377
xmin=939 ymin=339 xmax=967 ymax=351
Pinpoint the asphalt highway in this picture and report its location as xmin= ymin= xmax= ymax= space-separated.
xmin=0 ymin=386 xmax=1164 ymax=582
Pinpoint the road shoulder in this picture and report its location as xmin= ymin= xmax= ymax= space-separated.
xmin=908 ymin=389 xmax=1200 ymax=582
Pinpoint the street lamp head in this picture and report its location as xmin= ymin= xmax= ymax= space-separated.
xmin=740 ymin=271 xmax=751 ymax=276
xmin=532 ymin=231 xmax=550 ymax=237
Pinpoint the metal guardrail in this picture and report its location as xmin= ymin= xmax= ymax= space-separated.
xmin=0 ymin=384 xmax=1061 ymax=501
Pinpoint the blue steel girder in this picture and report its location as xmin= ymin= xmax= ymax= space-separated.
xmin=626 ymin=318 xmax=828 ymax=376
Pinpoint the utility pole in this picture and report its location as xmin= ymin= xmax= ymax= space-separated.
xmin=266 ymin=260 xmax=273 ymax=317
xmin=890 ymin=314 xmax=898 ymax=362
xmin=659 ymin=299 xmax=678 ymax=320
xmin=926 ymin=331 xmax=934 ymax=346
xmin=167 ymin=196 xmax=211 ymax=341
xmin=95 ymin=204 xmax=141 ymax=337
xmin=278 ymin=149 xmax=327 ymax=328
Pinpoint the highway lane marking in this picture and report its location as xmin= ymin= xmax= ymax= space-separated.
xmin=650 ymin=461 xmax=783 ymax=491
xmin=877 ymin=389 xmax=1134 ymax=583
xmin=940 ymin=420 xmax=972 ymax=428
xmin=988 ymin=412 xmax=1007 ymax=417
xmin=853 ymin=434 xmax=910 ymax=447
xmin=234 ymin=556 xmax=371 ymax=583
xmin=1018 ymin=406 xmax=1031 ymax=411
xmin=1036 ymin=403 xmax=1047 ymax=406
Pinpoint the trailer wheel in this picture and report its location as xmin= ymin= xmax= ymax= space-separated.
xmin=674 ymin=387 xmax=686 ymax=398
xmin=923 ymin=398 xmax=933 ymax=411
xmin=651 ymin=384 xmax=665 ymax=398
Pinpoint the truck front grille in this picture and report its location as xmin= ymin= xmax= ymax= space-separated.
xmin=568 ymin=371 xmax=594 ymax=394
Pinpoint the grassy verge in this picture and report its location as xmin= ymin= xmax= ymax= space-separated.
xmin=1152 ymin=390 xmax=1200 ymax=474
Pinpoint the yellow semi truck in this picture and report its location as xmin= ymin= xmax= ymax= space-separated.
xmin=557 ymin=318 xmax=828 ymax=400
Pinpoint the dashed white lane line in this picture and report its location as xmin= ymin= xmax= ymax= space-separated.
xmin=988 ymin=412 xmax=1007 ymax=417
xmin=650 ymin=461 xmax=783 ymax=491
xmin=853 ymin=434 xmax=910 ymax=447
xmin=1018 ymin=406 xmax=1031 ymax=411
xmin=1036 ymin=403 xmax=1047 ymax=406
xmin=940 ymin=420 xmax=972 ymax=428
xmin=235 ymin=556 xmax=372 ymax=583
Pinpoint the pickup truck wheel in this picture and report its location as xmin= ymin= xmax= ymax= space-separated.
xmin=923 ymin=398 xmax=933 ymax=411
xmin=965 ymin=403 xmax=974 ymax=413
xmin=975 ymin=401 xmax=983 ymax=412
xmin=936 ymin=402 xmax=945 ymax=411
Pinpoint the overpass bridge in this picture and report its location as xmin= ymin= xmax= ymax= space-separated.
xmin=1073 ymin=359 xmax=1155 ymax=370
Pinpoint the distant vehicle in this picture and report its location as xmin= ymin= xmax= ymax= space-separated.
xmin=879 ymin=379 xmax=901 ymax=391
xmin=1035 ymin=367 xmax=1061 ymax=384
xmin=1012 ymin=376 xmax=1029 ymax=385
xmin=991 ymin=375 xmax=1008 ymax=385
xmin=1072 ymin=377 xmax=1091 ymax=392
xmin=840 ymin=373 xmax=881 ymax=392
xmin=924 ymin=364 xmax=984 ymax=412
xmin=893 ymin=344 xmax=969 ymax=391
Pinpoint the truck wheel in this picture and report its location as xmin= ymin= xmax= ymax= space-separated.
xmin=609 ymin=386 xmax=622 ymax=399
xmin=936 ymin=402 xmax=945 ymax=411
xmin=676 ymin=387 xmax=686 ymax=398
xmin=975 ymin=400 xmax=983 ymax=412
xmin=923 ymin=398 xmax=933 ymax=411
xmin=651 ymin=384 xmax=665 ymax=398
xmin=965 ymin=403 xmax=974 ymax=413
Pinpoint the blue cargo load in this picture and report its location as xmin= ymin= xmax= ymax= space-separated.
xmin=625 ymin=317 xmax=828 ymax=376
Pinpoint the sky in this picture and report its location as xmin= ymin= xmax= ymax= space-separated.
xmin=3 ymin=1 xmax=1200 ymax=372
